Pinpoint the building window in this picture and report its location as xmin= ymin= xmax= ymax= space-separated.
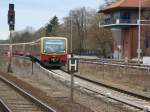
xmin=120 ymin=11 xmax=130 ymax=23
xmin=143 ymin=10 xmax=150 ymax=20
xmin=145 ymin=32 xmax=150 ymax=48
xmin=104 ymin=14 xmax=111 ymax=24
xmin=113 ymin=12 xmax=120 ymax=19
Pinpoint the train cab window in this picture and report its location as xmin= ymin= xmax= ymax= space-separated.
xmin=43 ymin=39 xmax=66 ymax=54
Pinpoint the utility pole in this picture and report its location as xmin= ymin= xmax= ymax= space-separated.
xmin=137 ymin=0 xmax=141 ymax=64
xmin=81 ymin=8 xmax=84 ymax=50
xmin=84 ymin=8 xmax=87 ymax=50
xmin=7 ymin=3 xmax=15 ymax=73
xmin=70 ymin=12 xmax=73 ymax=53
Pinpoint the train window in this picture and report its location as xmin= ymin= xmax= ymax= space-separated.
xmin=43 ymin=39 xmax=66 ymax=54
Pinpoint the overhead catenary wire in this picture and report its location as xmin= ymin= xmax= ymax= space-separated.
xmin=0 ymin=38 xmax=41 ymax=46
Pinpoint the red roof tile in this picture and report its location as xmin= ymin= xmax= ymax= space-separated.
xmin=100 ymin=0 xmax=150 ymax=12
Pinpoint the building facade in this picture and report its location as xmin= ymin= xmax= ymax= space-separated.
xmin=99 ymin=0 xmax=150 ymax=59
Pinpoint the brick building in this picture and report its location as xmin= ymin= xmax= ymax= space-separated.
xmin=99 ymin=0 xmax=150 ymax=59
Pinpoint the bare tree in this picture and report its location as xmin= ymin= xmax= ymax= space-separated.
xmin=10 ymin=6 xmax=114 ymax=57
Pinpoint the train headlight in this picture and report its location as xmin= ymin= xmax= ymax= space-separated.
xmin=51 ymin=58 xmax=55 ymax=62
xmin=51 ymin=58 xmax=59 ymax=62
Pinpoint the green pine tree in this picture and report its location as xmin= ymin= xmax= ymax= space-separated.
xmin=45 ymin=16 xmax=59 ymax=36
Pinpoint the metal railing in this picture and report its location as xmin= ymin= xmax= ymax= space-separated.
xmin=101 ymin=18 xmax=138 ymax=26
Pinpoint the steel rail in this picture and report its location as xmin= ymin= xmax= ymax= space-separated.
xmin=60 ymin=68 xmax=150 ymax=101
xmin=0 ymin=98 xmax=12 ymax=112
xmin=0 ymin=75 xmax=56 ymax=112
xmin=17 ymin=56 xmax=150 ymax=101
xmin=42 ymin=65 xmax=150 ymax=111
xmin=80 ymin=60 xmax=150 ymax=70
xmin=70 ymin=83 xmax=144 ymax=110
xmin=78 ymin=58 xmax=136 ymax=63
xmin=7 ymin=55 xmax=149 ymax=111
xmin=49 ymin=69 xmax=145 ymax=110
xmin=74 ymin=74 xmax=150 ymax=101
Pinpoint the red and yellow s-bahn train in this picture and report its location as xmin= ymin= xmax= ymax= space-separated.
xmin=2 ymin=37 xmax=68 ymax=67
xmin=39 ymin=37 xmax=68 ymax=67
xmin=6 ymin=37 xmax=68 ymax=67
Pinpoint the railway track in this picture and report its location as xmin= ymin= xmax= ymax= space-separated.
xmin=72 ymin=74 xmax=150 ymax=110
xmin=0 ymin=75 xmax=56 ymax=112
xmin=0 ymin=98 xmax=12 ymax=112
xmin=41 ymin=67 xmax=150 ymax=111
xmin=78 ymin=58 xmax=134 ymax=64
xmin=76 ymin=60 xmax=150 ymax=100
xmin=60 ymin=66 xmax=150 ymax=102
xmin=15 ymin=56 xmax=150 ymax=111
xmin=74 ymin=74 xmax=150 ymax=101
xmin=79 ymin=59 xmax=150 ymax=70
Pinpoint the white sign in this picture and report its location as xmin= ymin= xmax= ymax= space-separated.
xmin=68 ymin=58 xmax=78 ymax=73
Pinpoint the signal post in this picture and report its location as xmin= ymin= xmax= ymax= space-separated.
xmin=7 ymin=4 xmax=15 ymax=73
xmin=68 ymin=54 xmax=78 ymax=102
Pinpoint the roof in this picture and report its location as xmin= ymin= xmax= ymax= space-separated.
xmin=99 ymin=0 xmax=150 ymax=13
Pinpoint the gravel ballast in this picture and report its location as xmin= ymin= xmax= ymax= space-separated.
xmin=0 ymin=56 xmax=140 ymax=112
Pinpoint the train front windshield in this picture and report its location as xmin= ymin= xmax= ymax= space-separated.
xmin=43 ymin=39 xmax=66 ymax=54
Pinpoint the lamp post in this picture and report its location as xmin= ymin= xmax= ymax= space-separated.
xmin=137 ymin=0 xmax=141 ymax=64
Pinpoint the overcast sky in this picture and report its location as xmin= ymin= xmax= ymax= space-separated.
xmin=0 ymin=0 xmax=104 ymax=40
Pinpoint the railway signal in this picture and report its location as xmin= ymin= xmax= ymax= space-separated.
xmin=8 ymin=4 xmax=15 ymax=31
xmin=7 ymin=3 xmax=15 ymax=73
